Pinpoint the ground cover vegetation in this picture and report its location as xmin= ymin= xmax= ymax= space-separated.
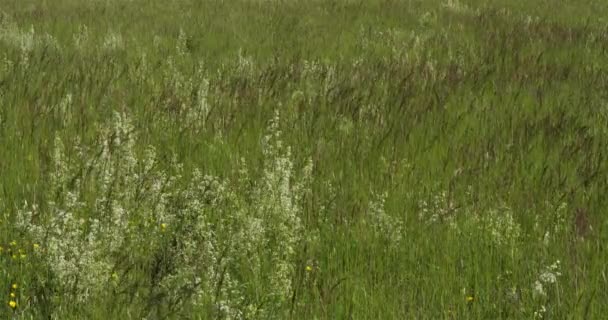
xmin=0 ymin=0 xmax=607 ymax=318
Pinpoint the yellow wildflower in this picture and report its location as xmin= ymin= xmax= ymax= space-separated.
xmin=8 ymin=300 xmax=16 ymax=309
xmin=9 ymin=293 xmax=15 ymax=298
xmin=11 ymin=284 xmax=17 ymax=290
xmin=33 ymin=243 xmax=40 ymax=250
xmin=305 ymin=265 xmax=313 ymax=272
xmin=466 ymin=296 xmax=474 ymax=303
xmin=160 ymin=223 xmax=167 ymax=232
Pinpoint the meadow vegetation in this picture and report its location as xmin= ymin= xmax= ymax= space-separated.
xmin=0 ymin=0 xmax=607 ymax=318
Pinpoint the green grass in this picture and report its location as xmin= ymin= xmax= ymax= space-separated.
xmin=0 ymin=0 xmax=607 ymax=318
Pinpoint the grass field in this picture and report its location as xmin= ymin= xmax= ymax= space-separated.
xmin=1 ymin=0 xmax=607 ymax=318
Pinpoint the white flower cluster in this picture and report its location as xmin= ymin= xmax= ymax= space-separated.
xmin=176 ymin=28 xmax=189 ymax=57
xmin=73 ymin=24 xmax=89 ymax=51
xmin=188 ymin=62 xmax=211 ymax=130
xmin=536 ymin=201 xmax=568 ymax=245
xmin=533 ymin=260 xmax=562 ymax=298
xmin=534 ymin=304 xmax=547 ymax=319
xmin=479 ymin=206 xmax=522 ymax=247
xmin=17 ymin=110 xmax=313 ymax=318
xmin=102 ymin=31 xmax=124 ymax=51
xmin=17 ymin=112 xmax=175 ymax=305
xmin=17 ymin=135 xmax=111 ymax=303
xmin=160 ymin=57 xmax=211 ymax=132
xmin=0 ymin=16 xmax=61 ymax=67
xmin=366 ymin=192 xmax=403 ymax=247
xmin=532 ymin=260 xmax=561 ymax=319
xmin=446 ymin=200 xmax=522 ymax=253
xmin=441 ymin=0 xmax=472 ymax=14
xmin=254 ymin=110 xmax=311 ymax=308
xmin=418 ymin=190 xmax=458 ymax=225
xmin=236 ymin=48 xmax=255 ymax=77
xmin=161 ymin=110 xmax=313 ymax=318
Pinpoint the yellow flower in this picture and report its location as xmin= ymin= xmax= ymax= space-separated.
xmin=160 ymin=223 xmax=167 ymax=232
xmin=305 ymin=265 xmax=313 ymax=272
xmin=8 ymin=300 xmax=16 ymax=309
xmin=33 ymin=243 xmax=40 ymax=250
xmin=9 ymin=241 xmax=16 ymax=247
xmin=9 ymin=293 xmax=15 ymax=298
xmin=11 ymin=284 xmax=17 ymax=290
xmin=466 ymin=296 xmax=474 ymax=303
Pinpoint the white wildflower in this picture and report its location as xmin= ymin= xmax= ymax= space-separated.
xmin=176 ymin=28 xmax=188 ymax=57
xmin=534 ymin=304 xmax=547 ymax=319
xmin=539 ymin=260 xmax=561 ymax=284
xmin=73 ymin=24 xmax=89 ymax=50
xmin=102 ymin=31 xmax=124 ymax=51
xmin=533 ymin=260 xmax=561 ymax=299
xmin=367 ymin=192 xmax=403 ymax=246
xmin=442 ymin=0 xmax=471 ymax=13
xmin=533 ymin=280 xmax=546 ymax=298
xmin=57 ymin=93 xmax=73 ymax=125
xmin=480 ymin=206 xmax=521 ymax=246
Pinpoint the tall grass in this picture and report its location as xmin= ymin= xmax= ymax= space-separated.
xmin=0 ymin=0 xmax=607 ymax=318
